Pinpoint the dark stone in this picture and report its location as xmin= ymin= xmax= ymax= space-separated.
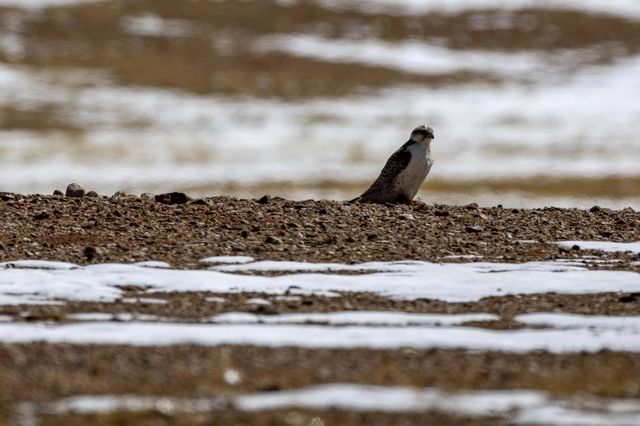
xmin=83 ymin=246 xmax=99 ymax=261
xmin=619 ymin=294 xmax=638 ymax=303
xmin=434 ymin=210 xmax=448 ymax=217
xmin=265 ymin=236 xmax=283 ymax=245
xmin=465 ymin=225 xmax=483 ymax=233
xmin=33 ymin=211 xmax=49 ymax=220
xmin=86 ymin=191 xmax=99 ymax=197
xmin=367 ymin=233 xmax=378 ymax=241
xmin=257 ymin=194 xmax=271 ymax=204
xmin=0 ymin=192 xmax=15 ymax=201
xmin=571 ymin=244 xmax=581 ymax=251
xmin=111 ymin=191 xmax=126 ymax=200
xmin=154 ymin=192 xmax=191 ymax=205
xmin=590 ymin=205 xmax=601 ymax=213
xmin=53 ymin=190 xmax=63 ymax=196
xmin=66 ymin=183 xmax=85 ymax=198
xmin=192 ymin=198 xmax=211 ymax=206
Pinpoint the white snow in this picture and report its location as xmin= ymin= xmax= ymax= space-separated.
xmin=557 ymin=241 xmax=640 ymax=254
xmin=0 ymin=260 xmax=78 ymax=270
xmin=245 ymin=298 xmax=272 ymax=306
xmin=237 ymin=384 xmax=640 ymax=426
xmin=43 ymin=394 xmax=225 ymax=415
xmin=132 ymin=261 xmax=171 ymax=269
xmin=1 ymin=259 xmax=640 ymax=305
xmin=210 ymin=311 xmax=499 ymax=326
xmin=3 ymin=319 xmax=640 ymax=352
xmin=121 ymin=297 xmax=167 ymax=304
xmin=311 ymin=0 xmax=640 ymax=19
xmin=256 ymin=34 xmax=591 ymax=79
xmin=66 ymin=312 xmax=160 ymax=322
xmin=200 ymin=256 xmax=255 ymax=264
xmin=120 ymin=14 xmax=197 ymax=38
xmin=0 ymin=315 xmax=12 ymax=322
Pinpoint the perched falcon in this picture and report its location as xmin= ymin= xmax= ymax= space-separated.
xmin=352 ymin=125 xmax=434 ymax=204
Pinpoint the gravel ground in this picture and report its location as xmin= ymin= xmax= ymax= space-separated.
xmin=1 ymin=192 xmax=639 ymax=425
xmin=1 ymin=193 xmax=638 ymax=268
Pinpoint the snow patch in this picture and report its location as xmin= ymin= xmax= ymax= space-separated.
xmin=557 ymin=241 xmax=640 ymax=254
xmin=200 ymin=256 xmax=255 ymax=264
xmin=2 ymin=320 xmax=640 ymax=352
xmin=37 ymin=385 xmax=640 ymax=425
xmin=210 ymin=311 xmax=499 ymax=326
xmin=1 ymin=259 xmax=640 ymax=305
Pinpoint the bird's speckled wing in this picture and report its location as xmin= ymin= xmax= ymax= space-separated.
xmin=357 ymin=142 xmax=413 ymax=202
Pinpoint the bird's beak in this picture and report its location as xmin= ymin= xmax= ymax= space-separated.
xmin=427 ymin=131 xmax=434 ymax=139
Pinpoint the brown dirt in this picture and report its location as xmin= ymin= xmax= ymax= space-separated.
xmin=2 ymin=291 xmax=640 ymax=324
xmin=0 ymin=194 xmax=638 ymax=268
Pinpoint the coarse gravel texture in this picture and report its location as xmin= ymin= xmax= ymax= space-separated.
xmin=0 ymin=193 xmax=638 ymax=269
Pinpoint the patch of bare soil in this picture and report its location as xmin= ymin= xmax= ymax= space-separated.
xmin=1 ymin=292 xmax=639 ymax=324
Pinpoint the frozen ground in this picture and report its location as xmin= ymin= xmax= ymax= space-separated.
xmin=28 ymin=385 xmax=640 ymax=426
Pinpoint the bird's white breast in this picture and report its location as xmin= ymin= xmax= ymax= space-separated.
xmin=394 ymin=142 xmax=433 ymax=200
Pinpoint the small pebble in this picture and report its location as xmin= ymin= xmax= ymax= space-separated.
xmin=265 ymin=236 xmax=283 ymax=244
xmin=399 ymin=213 xmax=415 ymax=220
xmin=257 ymin=194 xmax=271 ymax=204
xmin=466 ymin=225 xmax=483 ymax=233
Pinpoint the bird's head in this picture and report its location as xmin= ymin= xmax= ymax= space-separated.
xmin=410 ymin=125 xmax=434 ymax=143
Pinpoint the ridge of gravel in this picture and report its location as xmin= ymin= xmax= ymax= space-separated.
xmin=0 ymin=193 xmax=638 ymax=269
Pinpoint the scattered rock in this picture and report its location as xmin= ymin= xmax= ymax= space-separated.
xmin=0 ymin=192 xmax=15 ymax=201
xmin=33 ymin=211 xmax=49 ymax=220
xmin=399 ymin=213 xmax=415 ymax=220
xmin=265 ymin=236 xmax=283 ymax=245
xmin=590 ymin=205 xmax=601 ymax=213
xmin=466 ymin=225 xmax=483 ymax=233
xmin=65 ymin=183 xmax=85 ymax=198
xmin=111 ymin=191 xmax=126 ymax=200
xmin=86 ymin=191 xmax=99 ymax=197
xmin=619 ymin=294 xmax=637 ymax=303
xmin=192 ymin=198 xmax=212 ymax=206
xmin=257 ymin=194 xmax=271 ymax=204
xmin=83 ymin=246 xmax=100 ymax=261
xmin=140 ymin=193 xmax=154 ymax=200
xmin=52 ymin=190 xmax=63 ymax=196
xmin=434 ymin=210 xmax=449 ymax=217
xmin=154 ymin=192 xmax=191 ymax=205
xmin=571 ymin=244 xmax=581 ymax=251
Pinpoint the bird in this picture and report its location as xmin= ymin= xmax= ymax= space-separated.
xmin=351 ymin=125 xmax=434 ymax=204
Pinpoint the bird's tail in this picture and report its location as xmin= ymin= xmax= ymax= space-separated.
xmin=347 ymin=196 xmax=360 ymax=204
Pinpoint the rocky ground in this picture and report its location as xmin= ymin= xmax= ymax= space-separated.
xmin=1 ymin=190 xmax=638 ymax=268
xmin=1 ymin=190 xmax=639 ymax=425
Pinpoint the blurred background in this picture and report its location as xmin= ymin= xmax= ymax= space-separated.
xmin=0 ymin=0 xmax=639 ymax=208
